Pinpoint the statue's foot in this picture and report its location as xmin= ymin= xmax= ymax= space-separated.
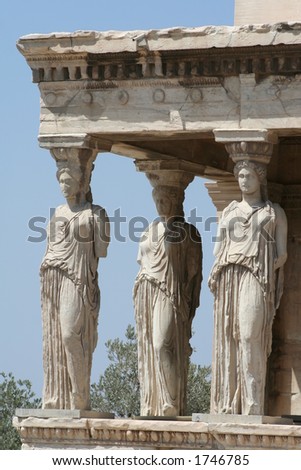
xmin=162 ymin=403 xmax=178 ymax=416
xmin=71 ymin=393 xmax=90 ymax=410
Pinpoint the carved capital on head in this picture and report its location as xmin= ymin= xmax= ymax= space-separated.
xmin=135 ymin=159 xmax=198 ymax=188
xmin=213 ymin=129 xmax=277 ymax=167
xmin=50 ymin=147 xmax=97 ymax=203
xmin=135 ymin=159 xmax=196 ymax=218
xmin=50 ymin=147 xmax=97 ymax=166
xmin=225 ymin=141 xmax=274 ymax=165
xmin=145 ymin=170 xmax=194 ymax=192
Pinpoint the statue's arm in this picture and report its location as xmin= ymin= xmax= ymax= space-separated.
xmin=137 ymin=224 xmax=152 ymax=265
xmin=274 ymin=204 xmax=288 ymax=270
xmin=212 ymin=202 xmax=236 ymax=257
xmin=213 ymin=219 xmax=226 ymax=257
xmin=93 ymin=206 xmax=110 ymax=258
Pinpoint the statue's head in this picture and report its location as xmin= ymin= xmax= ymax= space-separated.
xmin=152 ymin=185 xmax=185 ymax=219
xmin=56 ymin=162 xmax=93 ymax=203
xmin=57 ymin=167 xmax=81 ymax=198
xmin=234 ymin=160 xmax=268 ymax=201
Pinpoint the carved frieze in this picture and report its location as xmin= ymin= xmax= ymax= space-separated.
xmin=26 ymin=44 xmax=301 ymax=85
xmin=13 ymin=417 xmax=301 ymax=450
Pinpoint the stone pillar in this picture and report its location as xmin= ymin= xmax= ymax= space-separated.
xmin=234 ymin=0 xmax=301 ymax=25
xmin=40 ymin=142 xmax=110 ymax=411
xmin=210 ymin=130 xmax=301 ymax=416
xmin=133 ymin=159 xmax=203 ymax=417
xmin=208 ymin=129 xmax=287 ymax=416
xmin=267 ymin=185 xmax=301 ymax=416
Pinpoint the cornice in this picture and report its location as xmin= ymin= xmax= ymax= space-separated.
xmin=17 ymin=23 xmax=301 ymax=84
xmin=26 ymin=45 xmax=301 ymax=84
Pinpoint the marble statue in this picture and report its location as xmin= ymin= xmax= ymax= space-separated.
xmin=40 ymin=159 xmax=110 ymax=410
xmin=209 ymin=160 xmax=287 ymax=415
xmin=134 ymin=183 xmax=202 ymax=416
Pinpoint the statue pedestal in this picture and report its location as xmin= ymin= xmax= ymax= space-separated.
xmin=13 ymin=411 xmax=301 ymax=450
xmin=192 ymin=413 xmax=293 ymax=425
xmin=15 ymin=408 xmax=114 ymax=419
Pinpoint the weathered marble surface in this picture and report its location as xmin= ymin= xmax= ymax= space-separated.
xmin=209 ymin=158 xmax=287 ymax=415
xmin=17 ymin=23 xmax=301 ymax=54
xmin=16 ymin=18 xmax=301 ymax=421
xmin=15 ymin=409 xmax=114 ymax=419
xmin=267 ymin=183 xmax=301 ymax=416
xmin=16 ymin=23 xmax=301 ymax=144
xmin=13 ymin=415 xmax=301 ymax=450
xmin=192 ymin=413 xmax=293 ymax=425
xmin=134 ymin=167 xmax=202 ymax=417
xmin=235 ymin=0 xmax=301 ymax=25
xmin=41 ymin=150 xmax=110 ymax=410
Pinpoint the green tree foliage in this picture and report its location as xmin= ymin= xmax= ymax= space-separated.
xmin=0 ymin=372 xmax=41 ymax=450
xmin=186 ymin=363 xmax=211 ymax=415
xmin=91 ymin=325 xmax=140 ymax=417
xmin=90 ymin=325 xmax=211 ymax=417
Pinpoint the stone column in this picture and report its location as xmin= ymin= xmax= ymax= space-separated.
xmin=267 ymin=185 xmax=301 ymax=416
xmin=210 ymin=130 xmax=301 ymax=416
xmin=133 ymin=159 xmax=203 ymax=416
xmin=206 ymin=130 xmax=281 ymax=414
xmin=40 ymin=143 xmax=110 ymax=411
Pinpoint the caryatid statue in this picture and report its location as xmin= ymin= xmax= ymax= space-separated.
xmin=40 ymin=150 xmax=110 ymax=410
xmin=209 ymin=154 xmax=287 ymax=415
xmin=133 ymin=170 xmax=203 ymax=416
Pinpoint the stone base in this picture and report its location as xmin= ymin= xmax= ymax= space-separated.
xmin=15 ymin=408 xmax=114 ymax=419
xmin=13 ymin=412 xmax=301 ymax=450
xmin=282 ymin=415 xmax=301 ymax=424
xmin=192 ymin=413 xmax=294 ymax=425
xmin=134 ymin=415 xmax=191 ymax=421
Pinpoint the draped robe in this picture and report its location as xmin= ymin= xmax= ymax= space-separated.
xmin=209 ymin=201 xmax=283 ymax=415
xmin=134 ymin=219 xmax=202 ymax=416
xmin=41 ymin=203 xmax=109 ymax=409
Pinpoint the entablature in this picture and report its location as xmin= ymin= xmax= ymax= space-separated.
xmin=17 ymin=23 xmax=301 ymax=184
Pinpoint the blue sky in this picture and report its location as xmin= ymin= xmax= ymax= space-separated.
xmin=1 ymin=0 xmax=234 ymax=396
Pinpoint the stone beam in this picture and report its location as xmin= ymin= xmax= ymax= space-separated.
xmin=112 ymin=143 xmax=206 ymax=175
xmin=16 ymin=24 xmax=301 ymax=59
xmin=213 ymin=129 xmax=278 ymax=145
xmin=111 ymin=143 xmax=175 ymax=161
xmin=135 ymin=158 xmax=205 ymax=177
xmin=17 ymin=24 xmax=301 ymax=156
xmin=38 ymin=133 xmax=111 ymax=151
